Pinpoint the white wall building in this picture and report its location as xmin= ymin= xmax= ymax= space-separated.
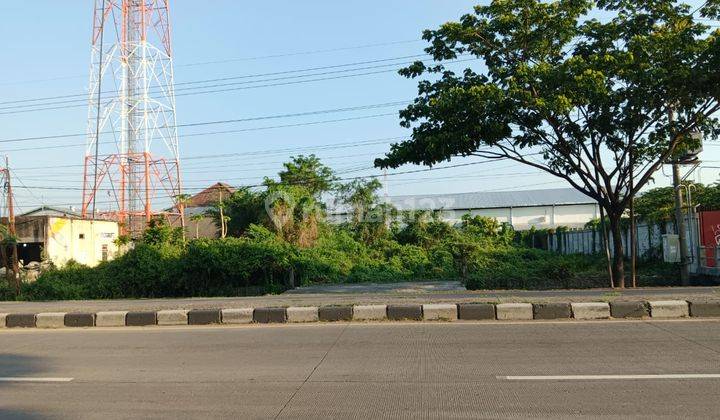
xmin=330 ymin=188 xmax=599 ymax=230
xmin=13 ymin=206 xmax=120 ymax=267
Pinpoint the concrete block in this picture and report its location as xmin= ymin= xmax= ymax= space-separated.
xmin=287 ymin=307 xmax=319 ymax=323
xmin=157 ymin=310 xmax=188 ymax=326
xmin=64 ymin=313 xmax=95 ymax=327
xmin=36 ymin=312 xmax=66 ymax=329
xmin=689 ymin=300 xmax=720 ymax=317
xmin=457 ymin=303 xmax=495 ymax=320
xmin=6 ymin=313 xmax=36 ymax=328
xmin=533 ymin=303 xmax=572 ymax=319
xmin=352 ymin=305 xmax=387 ymax=321
xmin=387 ymin=304 xmax=422 ymax=321
xmin=649 ymin=300 xmax=689 ymax=318
xmin=319 ymin=306 xmax=352 ymax=322
xmin=188 ymin=309 xmax=221 ymax=325
xmin=126 ymin=311 xmax=157 ymax=326
xmin=221 ymin=308 xmax=253 ymax=324
xmin=0 ymin=313 xmax=7 ymax=328
xmin=496 ymin=303 xmax=533 ymax=320
xmin=610 ymin=301 xmax=649 ymax=318
xmin=422 ymin=304 xmax=458 ymax=321
xmin=254 ymin=307 xmax=287 ymax=323
xmin=571 ymin=302 xmax=610 ymax=320
xmin=95 ymin=311 xmax=127 ymax=327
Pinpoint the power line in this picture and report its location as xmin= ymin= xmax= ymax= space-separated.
xmin=0 ymin=53 xmax=433 ymax=107
xmin=0 ymin=101 xmax=407 ymax=144
xmin=9 ymin=136 xmax=402 ymax=171
xmin=10 ymin=160 xmax=509 ymax=193
xmin=2 ymin=114 xmax=399 ymax=155
xmin=0 ymin=57 xmax=476 ymax=116
xmin=0 ymin=39 xmax=424 ymax=87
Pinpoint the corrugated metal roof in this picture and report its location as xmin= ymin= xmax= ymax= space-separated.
xmin=386 ymin=188 xmax=595 ymax=211
xmin=19 ymin=206 xmax=82 ymax=218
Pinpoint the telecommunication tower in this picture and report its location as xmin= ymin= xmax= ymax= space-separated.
xmin=82 ymin=0 xmax=183 ymax=237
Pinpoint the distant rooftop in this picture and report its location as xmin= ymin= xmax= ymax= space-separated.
xmin=19 ymin=206 xmax=82 ymax=218
xmin=187 ymin=182 xmax=236 ymax=207
xmin=386 ymin=188 xmax=595 ymax=211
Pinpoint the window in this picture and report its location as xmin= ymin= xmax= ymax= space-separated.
xmin=78 ymin=234 xmax=85 ymax=239
xmin=101 ymin=245 xmax=108 ymax=261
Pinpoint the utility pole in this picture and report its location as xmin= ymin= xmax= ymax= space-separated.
xmin=3 ymin=156 xmax=19 ymax=296
xmin=673 ymin=164 xmax=690 ymax=285
xmin=669 ymin=109 xmax=690 ymax=285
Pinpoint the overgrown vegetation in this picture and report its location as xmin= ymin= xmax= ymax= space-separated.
xmin=7 ymin=153 xmax=679 ymax=302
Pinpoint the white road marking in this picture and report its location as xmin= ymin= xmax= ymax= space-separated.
xmin=499 ymin=374 xmax=720 ymax=381
xmin=0 ymin=377 xmax=74 ymax=383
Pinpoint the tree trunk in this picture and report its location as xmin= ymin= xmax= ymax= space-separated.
xmin=609 ymin=215 xmax=626 ymax=288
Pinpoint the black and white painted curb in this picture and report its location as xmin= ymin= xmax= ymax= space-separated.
xmin=1 ymin=300 xmax=719 ymax=329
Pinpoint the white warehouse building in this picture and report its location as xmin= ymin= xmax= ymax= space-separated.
xmin=330 ymin=188 xmax=599 ymax=230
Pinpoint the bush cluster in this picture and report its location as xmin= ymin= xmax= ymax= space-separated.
xmin=9 ymin=211 xmax=678 ymax=302
xmin=3 ymin=152 xmax=681 ymax=301
xmin=21 ymin=233 xmax=293 ymax=300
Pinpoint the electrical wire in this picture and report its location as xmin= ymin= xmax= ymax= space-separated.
xmin=0 ymin=101 xmax=407 ymax=144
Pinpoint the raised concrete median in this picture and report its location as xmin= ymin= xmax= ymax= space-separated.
xmin=65 ymin=313 xmax=95 ymax=327
xmin=36 ymin=312 xmax=65 ymax=329
xmin=352 ymin=305 xmax=387 ymax=321
xmin=220 ymin=308 xmax=253 ymax=324
xmin=571 ymin=302 xmax=610 ymax=320
xmin=649 ymin=300 xmax=690 ymax=318
xmin=387 ymin=304 xmax=423 ymax=321
xmin=319 ymin=306 xmax=352 ymax=322
xmin=287 ymin=306 xmax=319 ymax=323
xmin=688 ymin=300 xmax=720 ymax=317
xmin=157 ymin=310 xmax=189 ymax=326
xmin=95 ymin=311 xmax=127 ymax=327
xmin=457 ymin=303 xmax=495 ymax=320
xmin=496 ymin=303 xmax=533 ymax=320
xmin=533 ymin=303 xmax=572 ymax=319
xmin=2 ymin=298 xmax=718 ymax=330
xmin=610 ymin=301 xmax=649 ymax=318
xmin=423 ymin=304 xmax=457 ymax=321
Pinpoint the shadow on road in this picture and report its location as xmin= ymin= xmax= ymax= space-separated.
xmin=0 ymin=353 xmax=52 ymax=419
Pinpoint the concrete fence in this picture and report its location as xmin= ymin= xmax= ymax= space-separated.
xmin=1 ymin=300 xmax=719 ymax=328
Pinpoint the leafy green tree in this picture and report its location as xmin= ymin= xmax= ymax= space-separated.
xmin=141 ymin=218 xmax=184 ymax=246
xmin=274 ymin=154 xmax=338 ymax=197
xmin=207 ymin=187 xmax=265 ymax=237
xmin=337 ymin=179 xmax=383 ymax=223
xmin=375 ymin=0 xmax=720 ymax=287
xmin=189 ymin=213 xmax=205 ymax=239
xmin=395 ymin=210 xmax=455 ymax=248
xmin=336 ymin=178 xmax=397 ymax=244
xmin=634 ymin=182 xmax=720 ymax=223
xmin=263 ymin=183 xmax=323 ymax=247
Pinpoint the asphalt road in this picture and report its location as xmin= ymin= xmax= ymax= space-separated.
xmin=1 ymin=284 xmax=719 ymax=313
xmin=2 ymin=320 xmax=720 ymax=419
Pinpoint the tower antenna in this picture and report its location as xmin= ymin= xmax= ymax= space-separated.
xmin=82 ymin=0 xmax=184 ymax=237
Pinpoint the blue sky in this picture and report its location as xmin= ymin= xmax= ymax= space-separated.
xmin=0 ymin=1 xmax=716 ymax=213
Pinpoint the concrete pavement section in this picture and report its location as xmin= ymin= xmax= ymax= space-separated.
xmin=1 ymin=320 xmax=719 ymax=418
xmin=1 ymin=283 xmax=718 ymax=314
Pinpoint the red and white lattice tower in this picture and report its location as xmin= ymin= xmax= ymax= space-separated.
xmin=82 ymin=0 xmax=183 ymax=237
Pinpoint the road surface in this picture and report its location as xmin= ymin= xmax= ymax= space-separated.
xmin=2 ymin=320 xmax=720 ymax=418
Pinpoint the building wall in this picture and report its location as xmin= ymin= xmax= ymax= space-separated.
xmin=14 ymin=217 xmax=47 ymax=243
xmin=329 ymin=203 xmax=598 ymax=230
xmin=185 ymin=217 xmax=220 ymax=239
xmin=45 ymin=218 xmax=119 ymax=267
